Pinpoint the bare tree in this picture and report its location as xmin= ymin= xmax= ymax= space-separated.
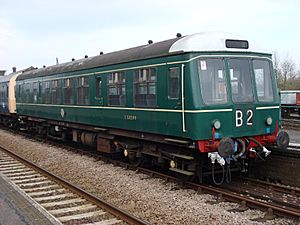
xmin=273 ymin=53 xmax=299 ymax=90
xmin=281 ymin=58 xmax=296 ymax=89
xmin=273 ymin=52 xmax=282 ymax=85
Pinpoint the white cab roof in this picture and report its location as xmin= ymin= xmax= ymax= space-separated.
xmin=169 ymin=32 xmax=270 ymax=54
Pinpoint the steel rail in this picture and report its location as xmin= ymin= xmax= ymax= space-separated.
xmin=240 ymin=177 xmax=300 ymax=197
xmin=136 ymin=168 xmax=300 ymax=220
xmin=1 ymin=126 xmax=300 ymax=221
xmin=0 ymin=145 xmax=150 ymax=225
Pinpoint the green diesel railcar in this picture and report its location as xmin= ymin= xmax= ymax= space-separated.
xmin=15 ymin=32 xmax=289 ymax=183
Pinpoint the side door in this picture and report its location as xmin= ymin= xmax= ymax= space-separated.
xmin=165 ymin=65 xmax=184 ymax=134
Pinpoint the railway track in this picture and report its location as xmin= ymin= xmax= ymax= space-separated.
xmin=282 ymin=118 xmax=300 ymax=130
xmin=135 ymin=168 xmax=300 ymax=221
xmin=271 ymin=142 xmax=300 ymax=158
xmin=60 ymin=141 xmax=300 ymax=221
xmin=1 ymin=127 xmax=300 ymax=222
xmin=0 ymin=146 xmax=150 ymax=225
xmin=287 ymin=143 xmax=300 ymax=151
xmin=220 ymin=177 xmax=300 ymax=218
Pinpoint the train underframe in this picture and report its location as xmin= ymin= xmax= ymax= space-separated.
xmin=0 ymin=114 xmax=290 ymax=185
xmin=281 ymin=106 xmax=300 ymax=118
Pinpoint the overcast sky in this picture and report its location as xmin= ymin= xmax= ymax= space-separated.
xmin=0 ymin=0 xmax=299 ymax=73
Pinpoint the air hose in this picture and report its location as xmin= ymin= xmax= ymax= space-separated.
xmin=234 ymin=138 xmax=246 ymax=160
xmin=212 ymin=164 xmax=225 ymax=185
xmin=225 ymin=164 xmax=231 ymax=183
xmin=247 ymin=137 xmax=265 ymax=160
xmin=248 ymin=137 xmax=263 ymax=148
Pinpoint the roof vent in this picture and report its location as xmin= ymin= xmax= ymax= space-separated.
xmin=72 ymin=58 xmax=75 ymax=61
xmin=100 ymin=52 xmax=103 ymax=55
xmin=43 ymin=65 xmax=46 ymax=68
xmin=12 ymin=67 xmax=17 ymax=73
xmin=148 ymin=40 xmax=153 ymax=44
xmin=85 ymin=55 xmax=88 ymax=58
xmin=176 ymin=33 xmax=182 ymax=38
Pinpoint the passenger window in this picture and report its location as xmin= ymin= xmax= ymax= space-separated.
xmin=77 ymin=77 xmax=89 ymax=105
xmin=95 ymin=77 xmax=102 ymax=98
xmin=17 ymin=85 xmax=21 ymax=99
xmin=63 ymin=78 xmax=73 ymax=104
xmin=25 ymin=83 xmax=31 ymax=103
xmin=51 ymin=80 xmax=61 ymax=104
xmin=45 ymin=81 xmax=51 ymax=104
xmin=168 ymin=67 xmax=180 ymax=99
xmin=39 ymin=82 xmax=42 ymax=98
xmin=0 ymin=84 xmax=5 ymax=102
xmin=107 ymin=72 xmax=125 ymax=106
xmin=134 ymin=68 xmax=157 ymax=107
xmin=33 ymin=82 xmax=38 ymax=103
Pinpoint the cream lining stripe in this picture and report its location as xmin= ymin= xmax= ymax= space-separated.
xmin=256 ymin=106 xmax=279 ymax=110
xmin=16 ymin=103 xmax=232 ymax=113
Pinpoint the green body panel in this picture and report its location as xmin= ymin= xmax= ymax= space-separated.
xmin=16 ymin=51 xmax=280 ymax=141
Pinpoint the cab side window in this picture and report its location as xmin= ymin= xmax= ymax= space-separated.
xmin=168 ymin=67 xmax=180 ymax=99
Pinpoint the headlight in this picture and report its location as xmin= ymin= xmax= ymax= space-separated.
xmin=266 ymin=117 xmax=272 ymax=126
xmin=213 ymin=120 xmax=221 ymax=130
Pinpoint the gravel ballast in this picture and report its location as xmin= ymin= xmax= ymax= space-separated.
xmin=0 ymin=129 xmax=296 ymax=225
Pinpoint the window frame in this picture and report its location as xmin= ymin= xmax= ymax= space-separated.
xmin=252 ymin=59 xmax=274 ymax=103
xmin=44 ymin=81 xmax=51 ymax=104
xmin=51 ymin=79 xmax=61 ymax=104
xmin=95 ymin=77 xmax=102 ymax=99
xmin=33 ymin=82 xmax=38 ymax=103
xmin=107 ymin=72 xmax=126 ymax=106
xmin=227 ymin=58 xmax=254 ymax=103
xmin=63 ymin=78 xmax=73 ymax=105
xmin=168 ymin=67 xmax=180 ymax=100
xmin=25 ymin=82 xmax=31 ymax=103
xmin=76 ymin=76 xmax=89 ymax=105
xmin=133 ymin=67 xmax=157 ymax=108
xmin=198 ymin=58 xmax=228 ymax=105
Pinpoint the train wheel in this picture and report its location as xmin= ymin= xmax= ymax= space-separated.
xmin=126 ymin=150 xmax=144 ymax=167
xmin=195 ymin=164 xmax=203 ymax=183
xmin=175 ymin=173 xmax=193 ymax=183
xmin=281 ymin=108 xmax=289 ymax=118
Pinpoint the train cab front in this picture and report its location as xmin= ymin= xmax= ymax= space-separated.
xmin=193 ymin=56 xmax=290 ymax=184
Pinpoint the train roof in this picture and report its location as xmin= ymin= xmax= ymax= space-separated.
xmin=0 ymin=66 xmax=36 ymax=83
xmin=0 ymin=72 xmax=19 ymax=83
xmin=169 ymin=32 xmax=269 ymax=53
xmin=17 ymin=32 xmax=271 ymax=81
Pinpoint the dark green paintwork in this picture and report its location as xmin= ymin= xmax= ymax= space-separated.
xmin=15 ymin=51 xmax=280 ymax=141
